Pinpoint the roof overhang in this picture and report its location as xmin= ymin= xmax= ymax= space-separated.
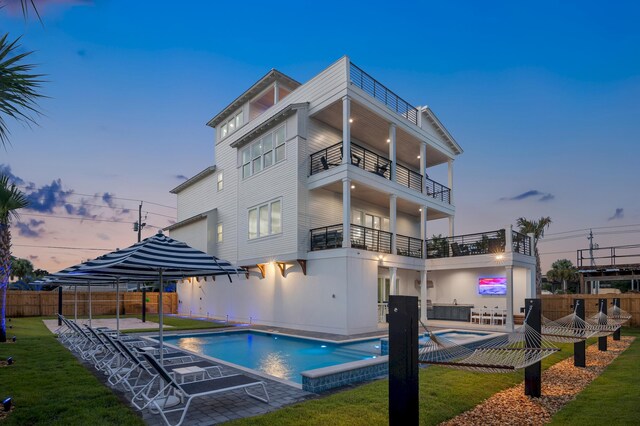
xmin=170 ymin=166 xmax=216 ymax=194
xmin=163 ymin=210 xmax=213 ymax=232
xmin=421 ymin=106 xmax=463 ymax=155
xmin=230 ymin=102 xmax=309 ymax=149
xmin=207 ymin=69 xmax=301 ymax=128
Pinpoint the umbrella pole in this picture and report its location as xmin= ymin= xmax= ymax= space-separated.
xmin=116 ymin=278 xmax=120 ymax=336
xmin=88 ymin=280 xmax=92 ymax=327
xmin=159 ymin=270 xmax=164 ymax=364
xmin=74 ymin=284 xmax=78 ymax=322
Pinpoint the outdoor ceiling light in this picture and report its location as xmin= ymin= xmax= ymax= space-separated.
xmin=386 ymin=138 xmax=390 ymax=143
xmin=496 ymin=254 xmax=504 ymax=260
xmin=2 ymin=397 xmax=11 ymax=412
xmin=349 ymin=118 xmax=353 ymax=123
xmin=351 ymin=185 xmax=355 ymax=189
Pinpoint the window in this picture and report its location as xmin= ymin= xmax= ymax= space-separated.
xmin=217 ymin=223 xmax=223 ymax=243
xmin=217 ymin=171 xmax=223 ymax=191
xmin=241 ymin=125 xmax=285 ymax=179
xmin=248 ymin=199 xmax=282 ymax=239
xmin=220 ymin=110 xmax=243 ymax=140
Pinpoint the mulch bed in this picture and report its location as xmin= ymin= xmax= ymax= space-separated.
xmin=440 ymin=336 xmax=634 ymax=426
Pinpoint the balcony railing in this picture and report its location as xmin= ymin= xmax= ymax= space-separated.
xmin=426 ymin=230 xmax=506 ymax=258
xmin=511 ymin=230 xmax=532 ymax=256
xmin=310 ymin=223 xmax=391 ymax=254
xmin=349 ymin=62 xmax=419 ymax=125
xmin=425 ymin=177 xmax=451 ymax=204
xmin=396 ymin=163 xmax=422 ymax=192
xmin=396 ymin=234 xmax=423 ymax=258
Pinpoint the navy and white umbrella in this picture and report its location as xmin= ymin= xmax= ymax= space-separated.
xmin=78 ymin=231 xmax=244 ymax=361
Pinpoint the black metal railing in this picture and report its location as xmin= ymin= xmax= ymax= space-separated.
xmin=350 ymin=62 xmax=419 ymax=125
xmin=426 ymin=230 xmax=506 ymax=258
xmin=577 ymin=244 xmax=640 ymax=267
xmin=310 ymin=223 xmax=391 ymax=254
xmin=425 ymin=177 xmax=451 ymax=204
xmin=396 ymin=163 xmax=423 ymax=192
xmin=309 ymin=142 xmax=343 ymax=175
xmin=511 ymin=230 xmax=532 ymax=256
xmin=396 ymin=234 xmax=423 ymax=258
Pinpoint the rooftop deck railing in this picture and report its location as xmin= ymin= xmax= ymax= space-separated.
xmin=426 ymin=230 xmax=506 ymax=258
xmin=310 ymin=223 xmax=392 ymax=254
xmin=511 ymin=230 xmax=532 ymax=256
xmin=350 ymin=62 xmax=419 ymax=125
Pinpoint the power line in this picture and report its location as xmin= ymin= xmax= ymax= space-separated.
xmin=20 ymin=212 xmax=165 ymax=228
xmin=14 ymin=244 xmax=114 ymax=251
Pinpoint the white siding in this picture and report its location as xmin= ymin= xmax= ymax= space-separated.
xmin=175 ymin=174 xmax=217 ymax=222
xmin=170 ymin=220 xmax=207 ymax=253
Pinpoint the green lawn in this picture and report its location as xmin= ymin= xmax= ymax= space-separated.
xmin=119 ymin=314 xmax=230 ymax=333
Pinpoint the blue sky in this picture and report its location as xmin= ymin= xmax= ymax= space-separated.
xmin=2 ymin=0 xmax=640 ymax=272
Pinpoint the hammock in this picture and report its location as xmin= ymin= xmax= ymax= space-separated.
xmin=608 ymin=304 xmax=632 ymax=326
xmin=541 ymin=301 xmax=599 ymax=343
xmin=418 ymin=307 xmax=559 ymax=373
xmin=586 ymin=300 xmax=623 ymax=337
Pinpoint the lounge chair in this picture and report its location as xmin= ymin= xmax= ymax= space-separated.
xmin=139 ymin=353 xmax=269 ymax=426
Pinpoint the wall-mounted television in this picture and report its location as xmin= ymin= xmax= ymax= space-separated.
xmin=478 ymin=277 xmax=507 ymax=295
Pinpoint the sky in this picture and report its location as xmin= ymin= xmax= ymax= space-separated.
xmin=2 ymin=0 xmax=640 ymax=273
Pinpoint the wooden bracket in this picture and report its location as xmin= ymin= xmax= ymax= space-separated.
xmin=256 ymin=264 xmax=266 ymax=279
xmin=276 ymin=262 xmax=287 ymax=277
xmin=297 ymin=259 xmax=307 ymax=276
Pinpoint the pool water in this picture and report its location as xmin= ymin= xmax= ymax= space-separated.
xmin=164 ymin=331 xmax=381 ymax=384
xmin=419 ymin=330 xmax=492 ymax=345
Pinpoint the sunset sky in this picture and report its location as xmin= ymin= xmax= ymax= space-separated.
xmin=3 ymin=0 xmax=640 ymax=273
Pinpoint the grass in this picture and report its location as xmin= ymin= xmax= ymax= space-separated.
xmin=549 ymin=327 xmax=640 ymax=425
xmin=0 ymin=317 xmax=144 ymax=426
xmin=227 ymin=339 xmax=585 ymax=426
xmin=118 ymin=314 xmax=230 ymax=333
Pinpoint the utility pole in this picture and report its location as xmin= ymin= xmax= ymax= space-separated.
xmin=134 ymin=202 xmax=148 ymax=321
xmin=587 ymin=229 xmax=599 ymax=294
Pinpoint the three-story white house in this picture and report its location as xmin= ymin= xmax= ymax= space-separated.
xmin=169 ymin=56 xmax=537 ymax=335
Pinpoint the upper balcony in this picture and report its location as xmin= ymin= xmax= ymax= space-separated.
xmin=426 ymin=229 xmax=532 ymax=258
xmin=309 ymin=142 xmax=451 ymax=204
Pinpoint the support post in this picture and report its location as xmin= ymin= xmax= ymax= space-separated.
xmin=598 ymin=298 xmax=607 ymax=351
xmin=390 ymin=267 xmax=398 ymax=296
xmin=573 ymin=298 xmax=586 ymax=367
xmin=142 ymin=288 xmax=147 ymax=323
xmin=388 ymin=295 xmax=419 ymax=426
xmin=524 ymin=298 xmax=542 ymax=397
xmin=420 ymin=143 xmax=427 ymax=194
xmin=613 ymin=298 xmax=621 ymax=341
xmin=342 ymin=96 xmax=351 ymax=165
xmin=57 ymin=286 xmax=63 ymax=326
xmin=506 ymin=266 xmax=514 ymax=331
xmin=390 ymin=194 xmax=397 ymax=255
xmin=389 ymin=123 xmax=397 ymax=182
xmin=342 ymin=178 xmax=351 ymax=248
xmin=447 ymin=158 xmax=454 ymax=204
xmin=420 ymin=270 xmax=428 ymax=323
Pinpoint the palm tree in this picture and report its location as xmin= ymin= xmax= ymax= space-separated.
xmin=10 ymin=256 xmax=33 ymax=282
xmin=516 ymin=216 xmax=552 ymax=297
xmin=546 ymin=259 xmax=578 ymax=293
xmin=0 ymin=174 xmax=28 ymax=342
xmin=0 ymin=32 xmax=44 ymax=148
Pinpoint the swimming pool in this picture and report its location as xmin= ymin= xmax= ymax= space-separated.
xmin=419 ymin=330 xmax=493 ymax=345
xmin=163 ymin=330 xmax=381 ymax=384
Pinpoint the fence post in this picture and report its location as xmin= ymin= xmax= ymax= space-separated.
xmin=598 ymin=298 xmax=607 ymax=351
xmin=388 ymin=295 xmax=419 ymax=426
xmin=613 ymin=298 xmax=621 ymax=341
xmin=142 ymin=288 xmax=147 ymax=322
xmin=57 ymin=286 xmax=63 ymax=325
xmin=524 ymin=298 xmax=542 ymax=397
xmin=573 ymin=298 xmax=586 ymax=367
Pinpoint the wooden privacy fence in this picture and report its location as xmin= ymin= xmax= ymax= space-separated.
xmin=542 ymin=294 xmax=640 ymax=327
xmin=5 ymin=290 xmax=178 ymax=317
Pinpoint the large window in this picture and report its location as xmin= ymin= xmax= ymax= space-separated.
xmin=248 ymin=199 xmax=282 ymax=240
xmin=217 ymin=223 xmax=223 ymax=243
xmin=221 ymin=110 xmax=244 ymax=139
xmin=217 ymin=171 xmax=223 ymax=191
xmin=241 ymin=126 xmax=286 ymax=179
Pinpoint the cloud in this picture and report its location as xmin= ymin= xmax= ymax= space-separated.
xmin=15 ymin=219 xmax=46 ymax=238
xmin=500 ymin=190 xmax=555 ymax=203
xmin=175 ymin=174 xmax=189 ymax=181
xmin=608 ymin=208 xmax=624 ymax=221
xmin=76 ymin=49 xmax=88 ymax=58
xmin=102 ymin=192 xmax=116 ymax=208
xmin=28 ymin=255 xmax=39 ymax=261
xmin=96 ymin=233 xmax=110 ymax=241
xmin=0 ymin=164 xmax=25 ymax=186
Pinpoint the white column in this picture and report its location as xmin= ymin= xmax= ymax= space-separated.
xmin=342 ymin=96 xmax=351 ymax=165
xmin=448 ymin=216 xmax=455 ymax=238
xmin=390 ymin=194 xmax=397 ymax=255
xmin=420 ymin=205 xmax=427 ymax=259
xmin=342 ymin=178 xmax=351 ymax=248
xmin=420 ymin=142 xmax=427 ymax=193
xmin=447 ymin=158 xmax=454 ymax=204
xmin=506 ymin=265 xmax=514 ymax=331
xmin=527 ymin=267 xmax=536 ymax=299
xmin=420 ymin=269 xmax=428 ymax=322
xmin=389 ymin=123 xmax=397 ymax=182
xmin=505 ymin=225 xmax=513 ymax=253
xmin=390 ymin=267 xmax=398 ymax=295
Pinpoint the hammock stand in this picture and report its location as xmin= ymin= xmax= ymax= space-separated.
xmin=586 ymin=300 xmax=623 ymax=337
xmin=418 ymin=305 xmax=559 ymax=374
xmin=542 ymin=300 xmax=600 ymax=343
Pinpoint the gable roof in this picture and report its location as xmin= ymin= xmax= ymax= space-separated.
xmin=421 ymin=106 xmax=463 ymax=155
xmin=206 ymin=69 xmax=301 ymax=128
xmin=170 ymin=166 xmax=216 ymax=194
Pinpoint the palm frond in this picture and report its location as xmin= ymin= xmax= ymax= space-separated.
xmin=0 ymin=173 xmax=29 ymax=225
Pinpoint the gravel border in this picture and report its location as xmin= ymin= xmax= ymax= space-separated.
xmin=440 ymin=336 xmax=634 ymax=426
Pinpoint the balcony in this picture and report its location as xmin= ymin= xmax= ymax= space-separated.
xmin=426 ymin=230 xmax=507 ymax=258
xmin=511 ymin=230 xmax=532 ymax=256
xmin=310 ymin=224 xmax=391 ymax=254
xmin=349 ymin=62 xmax=419 ymax=126
xmin=309 ymin=142 xmax=451 ymax=203
xmin=396 ymin=234 xmax=423 ymax=259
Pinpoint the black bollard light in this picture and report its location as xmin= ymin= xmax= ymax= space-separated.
xmin=6 ymin=357 xmax=12 ymax=365
xmin=2 ymin=397 xmax=11 ymax=412
xmin=598 ymin=298 xmax=607 ymax=352
xmin=573 ymin=299 xmax=586 ymax=368
xmin=11 ymin=336 xmax=16 ymax=343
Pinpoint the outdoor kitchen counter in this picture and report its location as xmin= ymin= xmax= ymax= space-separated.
xmin=430 ymin=304 xmax=474 ymax=321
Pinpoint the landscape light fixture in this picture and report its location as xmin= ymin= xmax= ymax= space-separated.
xmin=2 ymin=397 xmax=11 ymax=412
xmin=6 ymin=357 xmax=12 ymax=365
xmin=11 ymin=336 xmax=16 ymax=343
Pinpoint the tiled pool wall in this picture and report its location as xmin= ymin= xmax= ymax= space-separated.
xmin=380 ymin=330 xmax=501 ymax=356
xmin=301 ymin=356 xmax=389 ymax=393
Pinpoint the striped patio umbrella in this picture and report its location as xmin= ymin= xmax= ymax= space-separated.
xmin=77 ymin=231 xmax=244 ymax=360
